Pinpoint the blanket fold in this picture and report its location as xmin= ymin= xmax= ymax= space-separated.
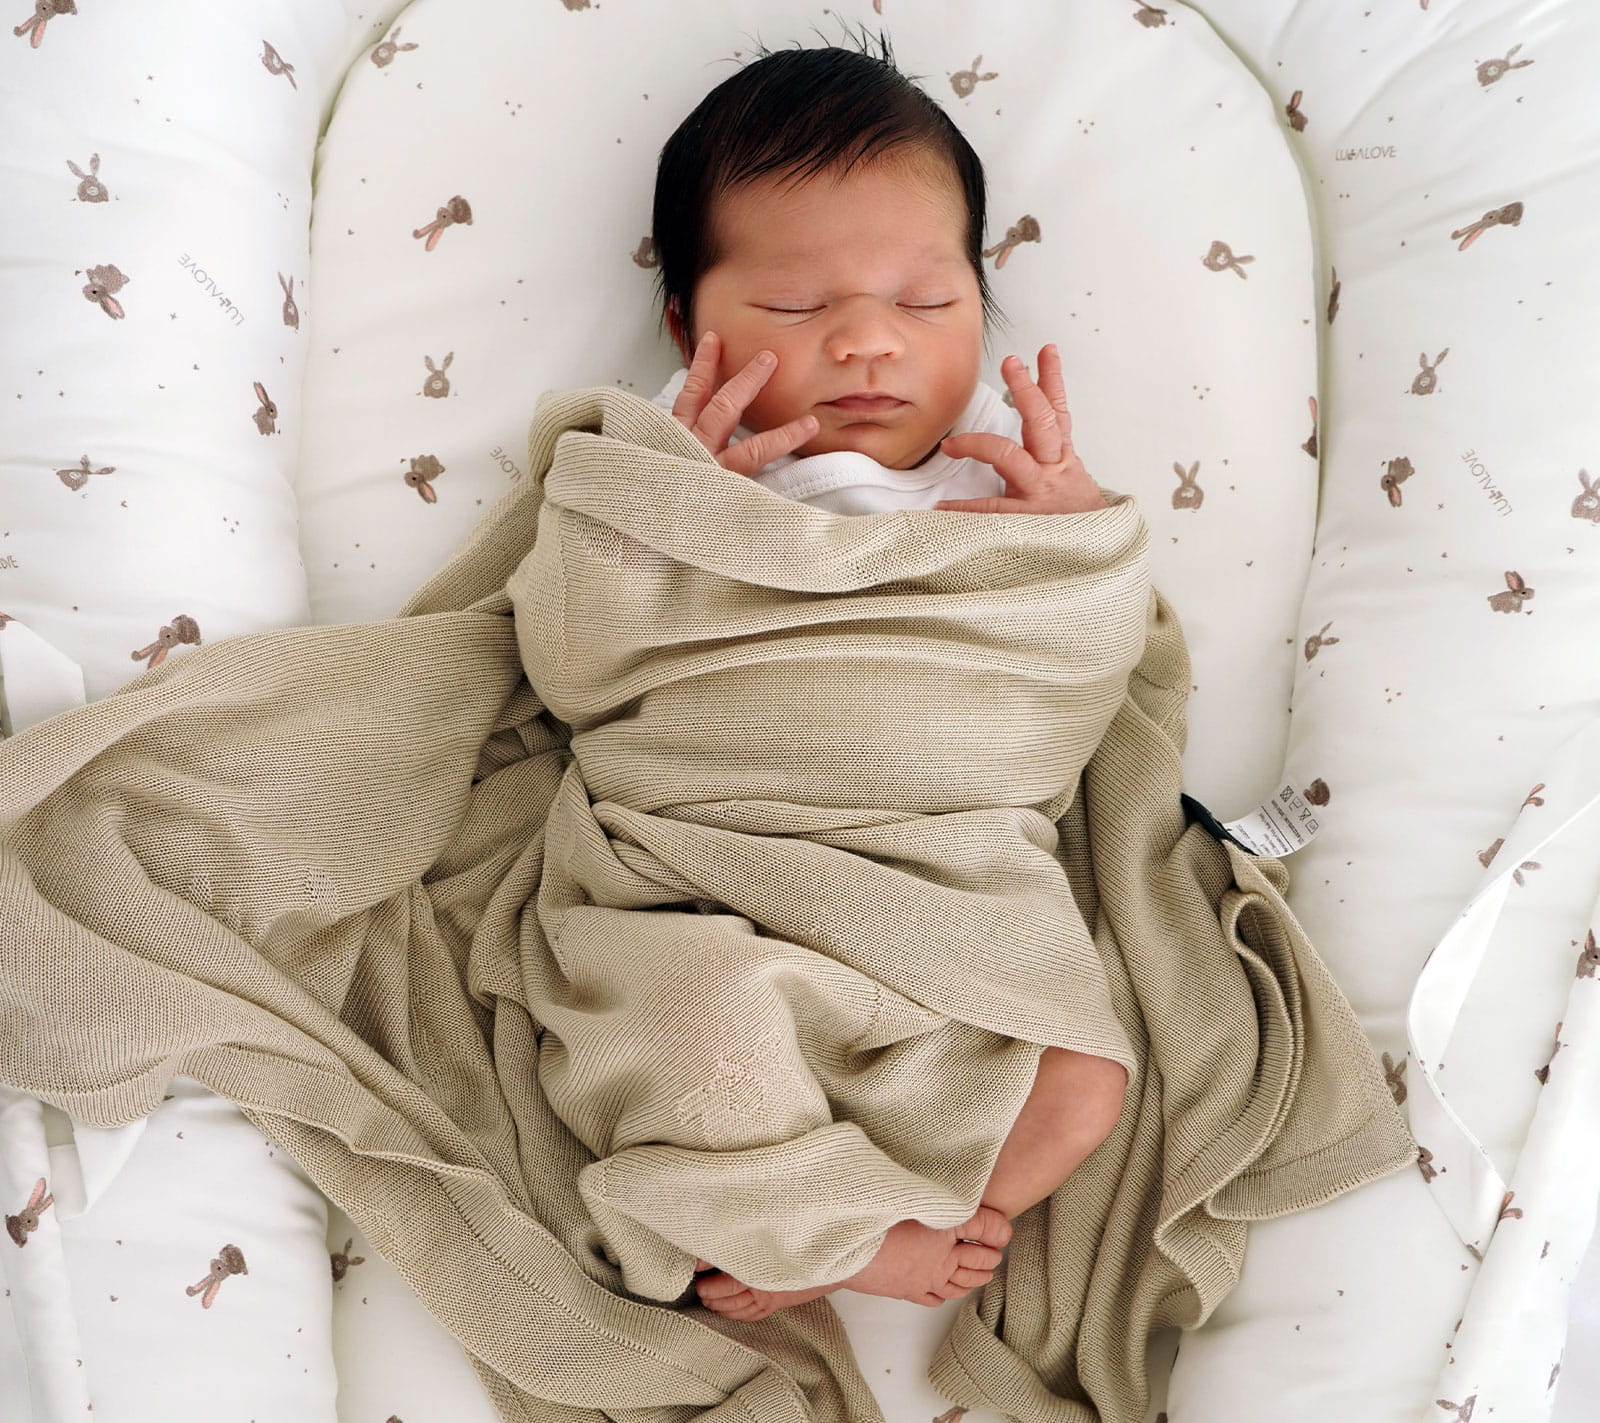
xmin=0 ymin=385 xmax=1415 ymax=1423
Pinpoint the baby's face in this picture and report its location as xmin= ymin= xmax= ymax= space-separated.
xmin=681 ymin=150 xmax=984 ymax=470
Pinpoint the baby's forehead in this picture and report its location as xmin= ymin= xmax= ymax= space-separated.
xmin=707 ymin=157 xmax=972 ymax=266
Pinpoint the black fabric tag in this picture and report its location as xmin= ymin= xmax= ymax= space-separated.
xmin=1180 ymin=792 xmax=1259 ymax=856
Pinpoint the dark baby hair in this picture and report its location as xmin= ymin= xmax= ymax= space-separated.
xmin=651 ymin=32 xmax=1003 ymax=346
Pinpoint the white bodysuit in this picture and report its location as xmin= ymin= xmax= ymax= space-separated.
xmin=651 ymin=369 xmax=1015 ymax=514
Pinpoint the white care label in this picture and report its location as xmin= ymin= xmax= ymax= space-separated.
xmin=1222 ymin=783 xmax=1324 ymax=857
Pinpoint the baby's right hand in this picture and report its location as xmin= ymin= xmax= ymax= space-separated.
xmin=671 ymin=331 xmax=819 ymax=478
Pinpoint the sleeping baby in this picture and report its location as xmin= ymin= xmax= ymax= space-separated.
xmin=645 ymin=37 xmax=1131 ymax=1324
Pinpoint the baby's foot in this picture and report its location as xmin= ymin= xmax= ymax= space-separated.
xmin=691 ymin=1206 xmax=1011 ymax=1321
xmin=691 ymin=1260 xmax=842 ymax=1322
xmin=840 ymin=1205 xmax=1011 ymax=1307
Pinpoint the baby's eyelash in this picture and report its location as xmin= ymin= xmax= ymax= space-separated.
xmin=761 ymin=306 xmax=821 ymax=315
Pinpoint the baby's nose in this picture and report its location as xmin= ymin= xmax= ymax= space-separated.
xmin=823 ymin=300 xmax=905 ymax=362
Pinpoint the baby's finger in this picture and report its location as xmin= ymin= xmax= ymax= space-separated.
xmin=955 ymin=1240 xmax=1004 ymax=1271
xmin=696 ymin=350 xmax=779 ymax=452
xmin=718 ymin=412 xmax=819 ymax=478
xmin=672 ymin=331 xmax=723 ymax=434
xmin=940 ymin=430 xmax=1038 ymax=491
xmin=1036 ymin=344 xmax=1072 ymax=421
xmin=1000 ymin=354 xmax=1066 ymax=466
xmin=948 ymin=1265 xmax=996 ymax=1289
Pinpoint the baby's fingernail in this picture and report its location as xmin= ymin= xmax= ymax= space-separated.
xmin=756 ymin=350 xmax=775 ymax=367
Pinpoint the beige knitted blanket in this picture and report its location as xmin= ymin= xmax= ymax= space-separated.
xmin=0 ymin=387 xmax=1415 ymax=1423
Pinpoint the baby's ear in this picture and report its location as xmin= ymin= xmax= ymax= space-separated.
xmin=665 ymin=299 xmax=692 ymax=364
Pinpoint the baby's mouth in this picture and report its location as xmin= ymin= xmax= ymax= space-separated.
xmin=823 ymin=394 xmax=907 ymax=413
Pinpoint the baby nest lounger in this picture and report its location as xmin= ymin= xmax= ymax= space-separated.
xmin=2 ymin=1 xmax=1598 ymax=1421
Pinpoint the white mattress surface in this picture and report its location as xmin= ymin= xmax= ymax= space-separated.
xmin=3 ymin=0 xmax=1598 ymax=1420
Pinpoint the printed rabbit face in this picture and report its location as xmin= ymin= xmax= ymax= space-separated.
xmin=674 ymin=151 xmax=983 ymax=472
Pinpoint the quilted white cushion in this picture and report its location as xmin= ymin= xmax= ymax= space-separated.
xmin=1159 ymin=3 xmax=1600 ymax=1420
xmin=0 ymin=0 xmax=402 ymax=716
xmin=0 ymin=1078 xmax=337 ymax=1423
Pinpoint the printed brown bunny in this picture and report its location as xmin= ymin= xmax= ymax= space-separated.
xmin=1571 ymin=469 xmax=1599 ymax=523
xmin=406 ymin=454 xmax=445 ymax=502
xmin=982 ymin=216 xmax=1040 ymax=269
xmin=1285 ymin=89 xmax=1307 ymax=132
xmin=66 ymin=153 xmax=107 ymax=202
xmin=12 ymin=0 xmax=75 ymax=48
xmin=949 ymin=56 xmax=997 ymax=99
xmin=1435 ymin=1395 xmax=1477 ymax=1421
xmin=1131 ymin=0 xmax=1168 ymax=27
xmin=259 ymin=40 xmax=297 ymax=90
xmin=1486 ymin=571 xmax=1533 ymax=613
xmin=279 ymin=272 xmax=299 ymax=330
xmin=56 ymin=454 xmax=115 ymax=490
xmin=412 ymin=196 xmax=473 ymax=251
xmin=5 ymin=1178 xmax=53 ymax=1246
xmin=422 ymin=352 xmax=453 ymax=398
xmin=1303 ymin=621 xmax=1340 ymax=660
xmin=1381 ymin=455 xmax=1414 ymax=507
xmin=1381 ymin=1051 xmax=1407 ymax=1104
xmin=253 ymin=380 xmax=278 ymax=434
xmin=1450 ymin=201 xmax=1522 ymax=251
xmin=370 ymin=25 xmax=419 ymax=68
xmin=1408 ymin=350 xmax=1448 ymax=396
xmin=631 ymin=236 xmax=659 ymax=268
xmin=1577 ymin=930 xmax=1600 ymax=979
xmin=81 ymin=263 xmax=129 ymax=319
xmin=1476 ymin=45 xmax=1533 ymax=88
xmin=185 ymin=1243 xmax=248 ymax=1307
xmin=1417 ymin=1145 xmax=1437 ymax=1183
xmin=1201 ymin=239 xmax=1253 ymax=279
xmin=1302 ymin=395 xmax=1319 ymax=457
xmin=1171 ymin=460 xmax=1203 ymax=510
xmin=1327 ymin=265 xmax=1341 ymax=323
xmin=330 ymin=1237 xmax=366 ymax=1281
xmin=132 ymin=614 xmax=201 ymax=669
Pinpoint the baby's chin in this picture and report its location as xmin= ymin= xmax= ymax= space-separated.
xmin=792 ymin=425 xmax=944 ymax=470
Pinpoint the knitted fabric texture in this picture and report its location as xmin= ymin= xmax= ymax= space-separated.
xmin=0 ymin=386 xmax=1416 ymax=1423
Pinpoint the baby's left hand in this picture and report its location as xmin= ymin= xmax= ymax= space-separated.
xmin=935 ymin=345 xmax=1107 ymax=514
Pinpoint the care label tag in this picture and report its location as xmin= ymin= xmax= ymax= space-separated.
xmin=1221 ymin=783 xmax=1324 ymax=857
